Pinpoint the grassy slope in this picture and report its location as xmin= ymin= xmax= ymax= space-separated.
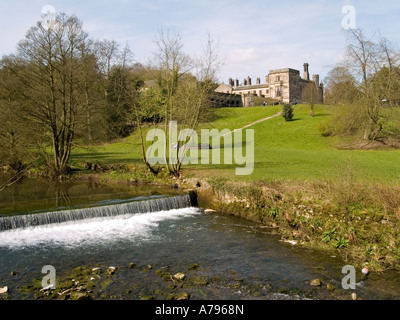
xmin=189 ymin=104 xmax=400 ymax=183
xmin=71 ymin=104 xmax=400 ymax=183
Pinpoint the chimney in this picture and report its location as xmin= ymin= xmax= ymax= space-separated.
xmin=303 ymin=63 xmax=310 ymax=81
xmin=229 ymin=78 xmax=234 ymax=87
xmin=256 ymin=78 xmax=261 ymax=85
xmin=312 ymin=74 xmax=319 ymax=87
xmin=235 ymin=79 xmax=239 ymax=87
xmin=247 ymin=76 xmax=251 ymax=86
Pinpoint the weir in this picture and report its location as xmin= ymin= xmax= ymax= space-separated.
xmin=0 ymin=194 xmax=195 ymax=232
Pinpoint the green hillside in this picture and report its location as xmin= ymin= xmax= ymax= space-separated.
xmin=71 ymin=104 xmax=400 ymax=183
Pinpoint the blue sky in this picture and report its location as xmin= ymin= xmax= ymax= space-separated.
xmin=1 ymin=0 xmax=399 ymax=82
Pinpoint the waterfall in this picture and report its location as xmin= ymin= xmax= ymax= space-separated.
xmin=0 ymin=194 xmax=194 ymax=232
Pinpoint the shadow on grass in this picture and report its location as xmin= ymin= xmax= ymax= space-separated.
xmin=71 ymin=152 xmax=142 ymax=164
xmin=311 ymin=113 xmax=332 ymax=118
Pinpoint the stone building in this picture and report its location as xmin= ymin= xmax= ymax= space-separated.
xmin=214 ymin=63 xmax=324 ymax=107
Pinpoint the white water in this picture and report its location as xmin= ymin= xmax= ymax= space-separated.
xmin=0 ymin=195 xmax=192 ymax=231
xmin=0 ymin=208 xmax=202 ymax=250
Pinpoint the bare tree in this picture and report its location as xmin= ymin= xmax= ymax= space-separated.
xmin=325 ymin=29 xmax=400 ymax=143
xmin=11 ymin=13 xmax=90 ymax=178
xmin=94 ymin=39 xmax=120 ymax=79
xmin=302 ymin=83 xmax=322 ymax=116
xmin=137 ymin=30 xmax=220 ymax=178
xmin=344 ymin=28 xmax=400 ymax=141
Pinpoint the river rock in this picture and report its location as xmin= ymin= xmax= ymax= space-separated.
xmin=326 ymin=283 xmax=335 ymax=291
xmin=188 ymin=263 xmax=200 ymax=271
xmin=70 ymin=292 xmax=89 ymax=301
xmin=204 ymin=209 xmax=217 ymax=214
xmin=129 ymin=262 xmax=137 ymax=269
xmin=176 ymin=292 xmax=189 ymax=300
xmin=310 ymin=279 xmax=321 ymax=286
xmin=351 ymin=293 xmax=357 ymax=300
xmin=106 ymin=267 xmax=116 ymax=276
xmin=190 ymin=275 xmax=208 ymax=286
xmin=0 ymin=286 xmax=8 ymax=294
xmin=173 ymin=273 xmax=185 ymax=281
xmin=92 ymin=267 xmax=101 ymax=274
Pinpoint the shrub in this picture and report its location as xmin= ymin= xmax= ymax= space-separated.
xmin=282 ymin=104 xmax=294 ymax=121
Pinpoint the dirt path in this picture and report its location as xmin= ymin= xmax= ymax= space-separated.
xmin=222 ymin=112 xmax=282 ymax=137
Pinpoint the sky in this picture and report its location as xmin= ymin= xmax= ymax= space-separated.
xmin=0 ymin=0 xmax=399 ymax=83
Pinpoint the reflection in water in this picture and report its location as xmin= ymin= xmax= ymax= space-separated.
xmin=53 ymin=183 xmax=72 ymax=208
xmin=0 ymin=174 xmax=179 ymax=216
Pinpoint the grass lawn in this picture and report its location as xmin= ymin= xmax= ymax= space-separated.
xmin=71 ymin=104 xmax=400 ymax=183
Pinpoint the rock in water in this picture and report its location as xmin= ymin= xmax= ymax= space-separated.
xmin=0 ymin=286 xmax=8 ymax=294
xmin=174 ymin=273 xmax=185 ymax=281
xmin=106 ymin=267 xmax=116 ymax=276
xmin=176 ymin=292 xmax=189 ymax=300
xmin=92 ymin=267 xmax=101 ymax=274
xmin=326 ymin=283 xmax=335 ymax=291
xmin=310 ymin=279 xmax=321 ymax=286
xmin=70 ymin=292 xmax=89 ymax=301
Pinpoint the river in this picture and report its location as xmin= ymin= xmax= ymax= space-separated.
xmin=0 ymin=175 xmax=399 ymax=300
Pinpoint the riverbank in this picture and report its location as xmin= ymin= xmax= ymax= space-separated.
xmin=181 ymin=177 xmax=400 ymax=273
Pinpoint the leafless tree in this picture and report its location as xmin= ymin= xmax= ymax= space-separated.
xmin=302 ymin=83 xmax=322 ymax=116
xmin=12 ymin=13 xmax=91 ymax=178
xmin=343 ymin=28 xmax=400 ymax=141
xmin=138 ymin=30 xmax=220 ymax=178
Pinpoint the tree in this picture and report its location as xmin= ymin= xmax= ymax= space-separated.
xmin=345 ymin=29 xmax=386 ymax=140
xmin=324 ymin=66 xmax=360 ymax=105
xmin=282 ymin=104 xmax=294 ymax=121
xmin=0 ymin=59 xmax=33 ymax=170
xmin=302 ymin=83 xmax=322 ymax=116
xmin=137 ymin=30 xmax=219 ymax=178
xmin=105 ymin=66 xmax=139 ymax=138
xmin=94 ymin=39 xmax=120 ymax=81
xmin=77 ymin=39 xmax=107 ymax=144
xmin=9 ymin=13 xmax=91 ymax=178
xmin=324 ymin=29 xmax=400 ymax=143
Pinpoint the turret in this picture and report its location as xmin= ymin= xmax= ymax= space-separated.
xmin=303 ymin=63 xmax=310 ymax=81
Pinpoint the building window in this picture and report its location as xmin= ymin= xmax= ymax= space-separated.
xmin=276 ymin=76 xmax=281 ymax=82
xmin=275 ymin=86 xmax=282 ymax=97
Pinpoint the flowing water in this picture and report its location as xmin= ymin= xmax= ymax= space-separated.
xmin=0 ymin=175 xmax=399 ymax=300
